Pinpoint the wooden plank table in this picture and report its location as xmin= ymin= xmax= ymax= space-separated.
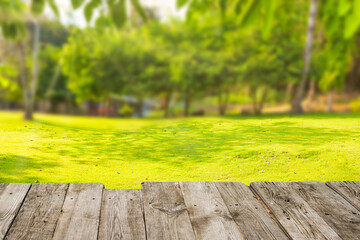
xmin=0 ymin=181 xmax=359 ymax=240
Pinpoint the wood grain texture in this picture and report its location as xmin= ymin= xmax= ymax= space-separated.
xmin=98 ymin=189 xmax=146 ymax=240
xmin=4 ymin=183 xmax=68 ymax=240
xmin=52 ymin=183 xmax=103 ymax=240
xmin=142 ymin=182 xmax=196 ymax=240
xmin=215 ymin=182 xmax=289 ymax=240
xmin=0 ymin=184 xmax=31 ymax=240
xmin=180 ymin=182 xmax=244 ymax=240
xmin=251 ymin=182 xmax=341 ymax=240
xmin=292 ymin=181 xmax=360 ymax=240
xmin=326 ymin=181 xmax=360 ymax=211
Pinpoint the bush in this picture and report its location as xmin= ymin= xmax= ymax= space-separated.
xmin=350 ymin=99 xmax=360 ymax=112
xmin=119 ymin=104 xmax=134 ymax=117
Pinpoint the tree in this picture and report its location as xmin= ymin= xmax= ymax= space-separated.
xmin=36 ymin=22 xmax=72 ymax=113
xmin=180 ymin=0 xmax=360 ymax=114
xmin=180 ymin=0 xmax=307 ymax=115
xmin=0 ymin=0 xmax=59 ymax=119
xmin=0 ymin=0 xmax=148 ymax=119
xmin=0 ymin=59 xmax=22 ymax=106
xmin=291 ymin=0 xmax=318 ymax=114
xmin=315 ymin=0 xmax=360 ymax=111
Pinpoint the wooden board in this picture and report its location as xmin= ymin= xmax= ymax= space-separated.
xmin=326 ymin=181 xmax=360 ymax=211
xmin=291 ymin=181 xmax=360 ymax=240
xmin=1 ymin=181 xmax=359 ymax=240
xmin=98 ymin=189 xmax=146 ymax=240
xmin=180 ymin=182 xmax=244 ymax=240
xmin=215 ymin=182 xmax=289 ymax=239
xmin=142 ymin=182 xmax=196 ymax=240
xmin=251 ymin=182 xmax=341 ymax=240
xmin=0 ymin=184 xmax=31 ymax=240
xmin=4 ymin=183 xmax=68 ymax=240
xmin=52 ymin=183 xmax=103 ymax=240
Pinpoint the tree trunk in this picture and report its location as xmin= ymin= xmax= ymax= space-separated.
xmin=218 ymin=89 xmax=229 ymax=116
xmin=307 ymin=80 xmax=316 ymax=101
xmin=138 ymin=98 xmax=144 ymax=118
xmin=184 ymin=90 xmax=191 ymax=117
xmin=106 ymin=99 xmax=112 ymax=117
xmin=30 ymin=19 xmax=41 ymax=110
xmin=250 ymin=86 xmax=258 ymax=114
xmin=291 ymin=0 xmax=317 ymax=114
xmin=16 ymin=20 xmax=41 ymax=120
xmin=257 ymin=87 xmax=269 ymax=114
xmin=286 ymin=82 xmax=294 ymax=101
xmin=164 ymin=90 xmax=172 ymax=118
xmin=17 ymin=42 xmax=32 ymax=120
xmin=219 ymin=104 xmax=226 ymax=116
xmin=346 ymin=53 xmax=360 ymax=92
xmin=218 ymin=92 xmax=223 ymax=115
xmin=251 ymin=86 xmax=268 ymax=114
xmin=327 ymin=89 xmax=333 ymax=112
xmin=50 ymin=101 xmax=57 ymax=113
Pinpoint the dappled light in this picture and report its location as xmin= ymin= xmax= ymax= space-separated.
xmin=0 ymin=112 xmax=359 ymax=188
xmin=0 ymin=0 xmax=360 ymax=188
xmin=0 ymin=2 xmax=359 ymax=238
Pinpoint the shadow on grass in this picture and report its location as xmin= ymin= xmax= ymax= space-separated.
xmin=220 ymin=112 xmax=360 ymax=120
xmin=1 ymin=113 xmax=359 ymax=188
xmin=0 ymin=155 xmax=61 ymax=183
xmin=29 ymin=117 xmax=359 ymax=168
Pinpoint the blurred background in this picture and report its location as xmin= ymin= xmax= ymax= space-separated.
xmin=1 ymin=0 xmax=360 ymax=120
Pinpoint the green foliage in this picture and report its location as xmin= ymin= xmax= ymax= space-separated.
xmin=38 ymin=45 xmax=70 ymax=103
xmin=262 ymin=0 xmax=278 ymax=36
xmin=1 ymin=21 xmax=26 ymax=39
xmin=177 ymin=0 xmax=189 ymax=9
xmin=71 ymin=0 xmax=85 ymax=9
xmin=0 ymin=0 xmax=59 ymax=40
xmin=41 ymin=21 xmax=70 ymax=47
xmin=0 ymin=0 xmax=24 ymax=22
xmin=0 ymin=64 xmax=21 ymax=101
xmin=1 ymin=0 xmax=360 ymax=117
xmin=320 ymin=0 xmax=360 ymax=39
xmin=179 ymin=0 xmax=360 ymax=105
xmin=184 ymin=0 xmax=283 ymax=38
xmin=315 ymin=0 xmax=358 ymax=92
xmin=84 ymin=0 xmax=102 ymax=22
xmin=60 ymin=0 xmax=310 ymax=115
xmin=110 ymin=0 xmax=127 ymax=28
xmin=237 ymin=0 xmax=259 ymax=28
xmin=0 ymin=0 xmax=26 ymax=39
xmin=130 ymin=0 xmax=148 ymax=22
xmin=31 ymin=0 xmax=46 ymax=16
xmin=81 ymin=0 xmax=148 ymax=26
xmin=47 ymin=0 xmax=59 ymax=17
xmin=119 ymin=103 xmax=134 ymax=117
xmin=350 ymin=99 xmax=360 ymax=112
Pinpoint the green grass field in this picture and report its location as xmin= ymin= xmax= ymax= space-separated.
xmin=0 ymin=111 xmax=359 ymax=188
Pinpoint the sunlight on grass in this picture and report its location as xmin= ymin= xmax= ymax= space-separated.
xmin=0 ymin=111 xmax=359 ymax=188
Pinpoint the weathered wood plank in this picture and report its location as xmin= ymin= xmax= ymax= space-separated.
xmin=52 ymin=183 xmax=103 ymax=240
xmin=4 ymin=183 xmax=68 ymax=240
xmin=0 ymin=184 xmax=31 ymax=240
xmin=292 ymin=181 xmax=360 ymax=240
xmin=142 ymin=182 xmax=196 ymax=240
xmin=215 ymin=182 xmax=289 ymax=239
xmin=98 ymin=189 xmax=146 ymax=240
xmin=251 ymin=182 xmax=341 ymax=240
xmin=180 ymin=182 xmax=244 ymax=240
xmin=326 ymin=181 xmax=360 ymax=211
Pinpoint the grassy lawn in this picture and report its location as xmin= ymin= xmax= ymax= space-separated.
xmin=0 ymin=111 xmax=359 ymax=189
